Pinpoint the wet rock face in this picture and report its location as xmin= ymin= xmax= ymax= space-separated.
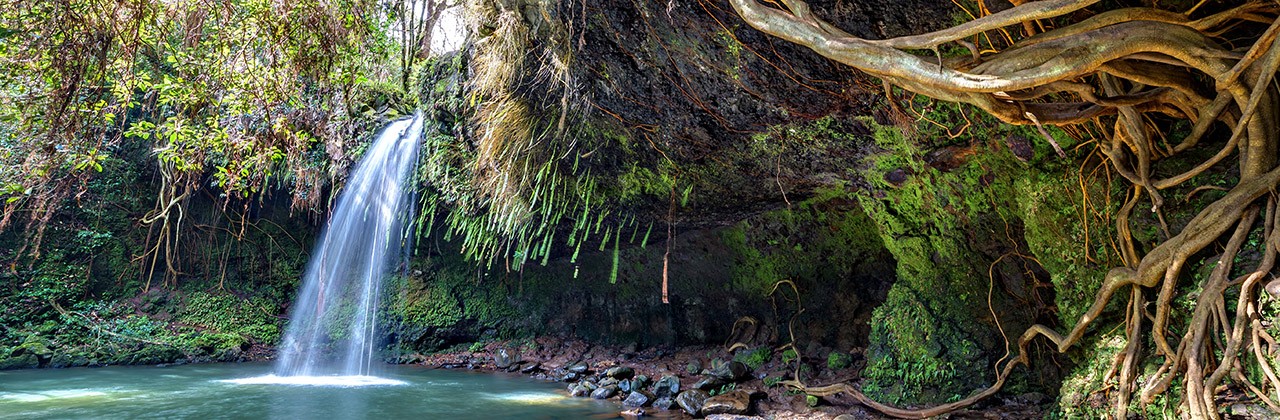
xmin=560 ymin=0 xmax=958 ymax=225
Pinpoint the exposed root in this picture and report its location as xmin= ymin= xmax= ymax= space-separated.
xmin=731 ymin=0 xmax=1280 ymax=417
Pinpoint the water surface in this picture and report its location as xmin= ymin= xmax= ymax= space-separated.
xmin=0 ymin=363 xmax=620 ymax=419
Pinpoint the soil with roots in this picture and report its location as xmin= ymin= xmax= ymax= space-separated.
xmin=731 ymin=0 xmax=1280 ymax=418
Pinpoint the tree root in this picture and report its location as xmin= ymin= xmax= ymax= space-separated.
xmin=730 ymin=0 xmax=1280 ymax=417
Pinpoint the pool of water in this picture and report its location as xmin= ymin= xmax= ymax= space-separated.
xmin=0 ymin=363 xmax=621 ymax=419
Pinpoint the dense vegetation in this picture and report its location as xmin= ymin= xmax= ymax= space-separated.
xmin=2 ymin=0 xmax=1279 ymax=418
xmin=733 ymin=0 xmax=1280 ymax=417
xmin=0 ymin=0 xmax=405 ymax=369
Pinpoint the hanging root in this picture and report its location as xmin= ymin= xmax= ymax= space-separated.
xmin=726 ymin=316 xmax=759 ymax=352
xmin=138 ymin=163 xmax=193 ymax=291
xmin=730 ymin=0 xmax=1280 ymax=417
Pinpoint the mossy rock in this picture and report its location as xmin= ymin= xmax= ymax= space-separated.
xmin=17 ymin=338 xmax=53 ymax=360
xmin=0 ymin=352 xmax=40 ymax=370
xmin=49 ymin=351 xmax=91 ymax=369
xmin=126 ymin=345 xmax=184 ymax=365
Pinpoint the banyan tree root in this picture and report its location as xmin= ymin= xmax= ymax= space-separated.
xmin=728 ymin=0 xmax=1280 ymax=418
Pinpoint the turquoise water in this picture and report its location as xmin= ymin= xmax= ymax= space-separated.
xmin=0 ymin=363 xmax=621 ymax=419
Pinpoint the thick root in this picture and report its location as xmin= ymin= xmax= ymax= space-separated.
xmin=731 ymin=0 xmax=1280 ymax=417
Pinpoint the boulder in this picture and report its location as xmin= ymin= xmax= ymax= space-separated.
xmin=708 ymin=361 xmax=749 ymax=382
xmin=701 ymin=390 xmax=751 ymax=415
xmin=17 ymin=340 xmax=52 ymax=362
xmin=568 ymin=362 xmax=590 ymax=373
xmin=694 ymin=377 xmax=727 ymax=391
xmin=591 ymin=385 xmax=619 ymax=399
xmin=493 ymin=348 xmax=514 ymax=369
xmin=623 ymin=390 xmax=652 ymax=407
xmin=570 ymin=385 xmax=591 ymax=397
xmin=520 ymin=361 xmax=541 ymax=373
xmin=49 ymin=351 xmax=89 ymax=369
xmin=619 ymin=378 xmax=633 ymax=393
xmin=605 ymin=366 xmax=635 ymax=379
xmin=675 ymin=390 xmax=710 ymax=416
xmin=652 ymin=375 xmax=680 ymax=397
xmin=0 ymin=353 xmax=39 ymax=370
xmin=651 ymin=396 xmax=676 ymax=410
xmin=626 ymin=376 xmax=649 ymax=393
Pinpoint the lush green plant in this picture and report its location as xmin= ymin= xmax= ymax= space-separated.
xmin=0 ymin=0 xmax=397 ymax=259
xmin=734 ymin=347 xmax=771 ymax=371
xmin=710 ymin=383 xmax=737 ymax=397
xmin=177 ymin=292 xmax=280 ymax=344
xmin=826 ymin=352 xmax=852 ymax=370
xmin=781 ymin=348 xmax=798 ymax=365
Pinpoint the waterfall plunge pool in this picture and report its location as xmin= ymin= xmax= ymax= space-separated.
xmin=0 ymin=363 xmax=622 ymax=419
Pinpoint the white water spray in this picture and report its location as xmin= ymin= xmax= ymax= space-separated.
xmin=269 ymin=113 xmax=423 ymax=382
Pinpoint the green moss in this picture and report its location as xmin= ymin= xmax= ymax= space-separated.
xmin=615 ymin=163 xmax=676 ymax=204
xmin=856 ymin=123 xmax=987 ymax=402
xmin=1052 ymin=332 xmax=1126 ymax=418
xmin=0 ymin=352 xmax=39 ymax=369
xmin=734 ymin=346 xmax=772 ymax=371
xmin=781 ymin=348 xmax=798 ymax=364
xmin=827 ymin=351 xmax=852 ymax=370
xmin=720 ymin=184 xmax=883 ymax=298
xmin=853 ymin=97 xmax=1116 ymax=404
xmin=402 ymin=285 xmax=464 ymax=329
xmin=177 ymin=292 xmax=281 ymax=344
xmin=385 ymin=257 xmax=525 ymax=353
xmin=1015 ymin=168 xmax=1117 ymax=325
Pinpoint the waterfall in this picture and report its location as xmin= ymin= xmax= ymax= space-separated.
xmin=274 ymin=113 xmax=423 ymax=378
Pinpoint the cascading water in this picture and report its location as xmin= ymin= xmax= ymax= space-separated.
xmin=265 ymin=113 xmax=422 ymax=382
